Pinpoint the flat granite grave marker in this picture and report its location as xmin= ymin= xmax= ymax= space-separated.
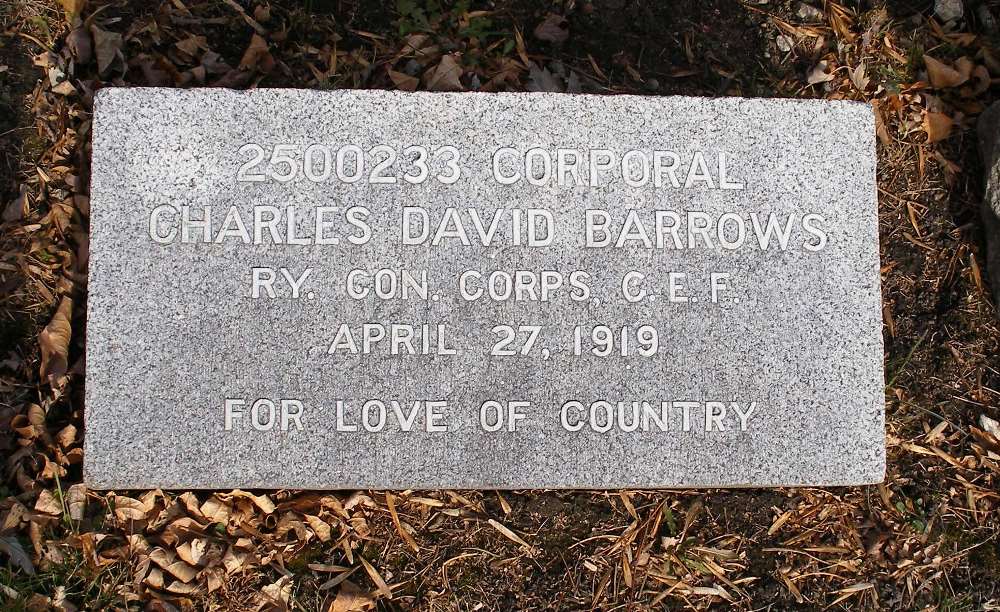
xmin=85 ymin=88 xmax=884 ymax=489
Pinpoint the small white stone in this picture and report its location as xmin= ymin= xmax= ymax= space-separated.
xmin=935 ymin=0 xmax=963 ymax=22
xmin=797 ymin=2 xmax=824 ymax=22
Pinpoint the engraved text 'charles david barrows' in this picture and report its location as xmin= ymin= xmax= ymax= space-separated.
xmin=149 ymin=144 xmax=831 ymax=437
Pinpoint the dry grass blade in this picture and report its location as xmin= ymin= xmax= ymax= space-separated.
xmin=359 ymin=557 xmax=392 ymax=600
xmin=487 ymin=518 xmax=538 ymax=554
xmin=385 ymin=493 xmax=419 ymax=553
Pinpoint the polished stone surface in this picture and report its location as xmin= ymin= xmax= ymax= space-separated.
xmin=85 ymin=88 xmax=884 ymax=489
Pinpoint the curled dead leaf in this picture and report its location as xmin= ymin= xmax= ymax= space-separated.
xmin=145 ymin=567 xmax=164 ymax=589
xmin=35 ymin=490 xmax=62 ymax=516
xmin=807 ymin=60 xmax=835 ymax=85
xmin=176 ymin=539 xmax=207 ymax=566
xmin=11 ymin=403 xmax=45 ymax=440
xmin=526 ymin=61 xmax=562 ymax=93
xmin=239 ymin=34 xmax=274 ymax=73
xmin=923 ymin=111 xmax=953 ymax=143
xmin=204 ymin=567 xmax=224 ymax=593
xmin=962 ymin=65 xmax=991 ymax=97
xmin=260 ymin=575 xmax=293 ymax=607
xmin=113 ymin=495 xmax=152 ymax=521
xmin=304 ymin=514 xmax=332 ymax=542
xmin=66 ymin=484 xmax=87 ymax=521
xmin=398 ymin=33 xmax=439 ymax=63
xmin=0 ymin=536 xmax=34 ymax=575
xmin=223 ymin=490 xmax=275 ymax=514
xmin=3 ymin=184 xmax=28 ymax=222
xmin=849 ymin=63 xmax=870 ymax=92
xmin=52 ymin=80 xmax=77 ymax=96
xmin=66 ymin=28 xmax=92 ymax=64
xmin=955 ymin=56 xmax=975 ymax=81
xmin=56 ymin=424 xmax=77 ymax=448
xmin=388 ymin=69 xmax=419 ymax=92
xmin=222 ymin=545 xmax=249 ymax=575
xmin=166 ymin=579 xmax=202 ymax=595
xmin=424 ymin=53 xmax=463 ymax=92
xmin=39 ymin=297 xmax=72 ymax=386
xmin=330 ymin=580 xmax=374 ymax=612
xmin=59 ymin=0 xmax=86 ymax=23
xmin=981 ymin=414 xmax=1000 ymax=437
xmin=175 ymin=35 xmax=208 ymax=58
xmin=200 ymin=495 xmax=231 ymax=524
xmin=924 ymin=55 xmax=968 ymax=88
xmin=151 ymin=548 xmax=199 ymax=583
xmin=534 ymin=13 xmax=570 ymax=44
xmin=90 ymin=26 xmax=123 ymax=76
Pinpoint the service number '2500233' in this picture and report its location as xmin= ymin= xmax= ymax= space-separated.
xmin=235 ymin=144 xmax=463 ymax=185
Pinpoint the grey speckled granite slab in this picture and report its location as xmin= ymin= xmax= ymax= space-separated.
xmin=85 ymin=88 xmax=884 ymax=489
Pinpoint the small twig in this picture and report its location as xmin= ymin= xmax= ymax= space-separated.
xmin=0 ymin=126 xmax=33 ymax=139
xmin=897 ymin=399 xmax=968 ymax=437
xmin=886 ymin=329 xmax=930 ymax=389
xmin=16 ymin=31 xmax=48 ymax=49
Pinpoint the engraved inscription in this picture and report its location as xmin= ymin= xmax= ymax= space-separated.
xmin=144 ymin=145 xmax=833 ymax=436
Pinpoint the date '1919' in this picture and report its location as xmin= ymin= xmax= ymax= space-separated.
xmin=487 ymin=325 xmax=661 ymax=357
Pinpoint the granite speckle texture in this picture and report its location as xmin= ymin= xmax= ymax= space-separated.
xmin=85 ymin=88 xmax=884 ymax=489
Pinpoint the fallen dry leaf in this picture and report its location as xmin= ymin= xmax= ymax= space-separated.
xmin=388 ymin=69 xmax=418 ymax=92
xmin=526 ymin=61 xmax=562 ymax=92
xmin=534 ymin=13 xmax=570 ymax=44
xmin=223 ymin=490 xmax=275 ymax=514
xmin=113 ymin=494 xmax=153 ymax=521
xmin=176 ymin=539 xmax=207 ymax=566
xmin=424 ymin=53 xmax=463 ymax=91
xmin=924 ymin=54 xmax=968 ymax=88
xmin=923 ymin=111 xmax=953 ymax=142
xmin=66 ymin=484 xmax=87 ymax=521
xmin=90 ymin=26 xmax=122 ymax=76
xmin=166 ymin=579 xmax=202 ymax=595
xmin=145 ymin=567 xmax=164 ymax=589
xmin=0 ymin=536 xmax=34 ymax=575
xmin=222 ymin=545 xmax=249 ymax=575
xmin=56 ymin=424 xmax=76 ymax=448
xmin=59 ymin=0 xmax=86 ymax=22
xmin=488 ymin=518 xmax=538 ymax=554
xmin=385 ymin=493 xmax=418 ymax=553
xmin=261 ymin=575 xmax=293 ymax=607
xmin=304 ymin=514 xmax=332 ymax=542
xmin=35 ymin=490 xmax=62 ymax=516
xmin=3 ymin=184 xmax=28 ymax=222
xmin=175 ymin=35 xmax=208 ymax=58
xmin=330 ymin=580 xmax=374 ymax=612
xmin=963 ymin=65 xmax=991 ymax=97
xmin=849 ymin=63 xmax=870 ymax=92
xmin=807 ymin=60 xmax=835 ymax=84
xmin=359 ymin=557 xmax=392 ymax=599
xmin=66 ymin=28 xmax=92 ymax=64
xmin=39 ymin=296 xmax=72 ymax=385
xmin=200 ymin=495 xmax=231 ymax=523
xmin=239 ymin=34 xmax=274 ymax=72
